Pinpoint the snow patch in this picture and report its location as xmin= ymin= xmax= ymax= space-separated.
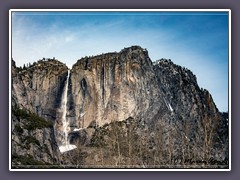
xmin=168 ymin=103 xmax=173 ymax=112
xmin=73 ymin=128 xmax=83 ymax=132
xmin=59 ymin=144 xmax=77 ymax=153
xmin=185 ymin=136 xmax=190 ymax=142
xmin=163 ymin=97 xmax=174 ymax=112
xmin=80 ymin=112 xmax=86 ymax=117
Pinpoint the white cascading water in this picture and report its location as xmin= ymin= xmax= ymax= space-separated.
xmin=62 ymin=69 xmax=70 ymax=145
xmin=59 ymin=70 xmax=77 ymax=153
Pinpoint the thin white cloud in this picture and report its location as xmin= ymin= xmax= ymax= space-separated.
xmin=65 ymin=35 xmax=74 ymax=42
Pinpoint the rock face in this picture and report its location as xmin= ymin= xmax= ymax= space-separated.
xmin=152 ymin=59 xmax=228 ymax=164
xmin=11 ymin=108 xmax=62 ymax=167
xmin=12 ymin=59 xmax=68 ymax=121
xmin=11 ymin=46 xmax=228 ymax=168
xmin=69 ymin=46 xmax=167 ymax=128
xmin=154 ymin=59 xmax=219 ymax=122
xmin=11 ymin=59 xmax=68 ymax=167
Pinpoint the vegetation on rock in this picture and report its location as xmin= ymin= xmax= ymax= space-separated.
xmin=12 ymin=106 xmax=53 ymax=130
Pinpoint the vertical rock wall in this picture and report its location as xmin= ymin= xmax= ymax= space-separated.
xmin=69 ymin=46 xmax=168 ymax=128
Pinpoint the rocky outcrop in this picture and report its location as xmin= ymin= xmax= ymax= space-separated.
xmin=152 ymin=59 xmax=228 ymax=164
xmin=12 ymin=58 xmax=68 ymax=121
xmin=153 ymin=58 xmax=219 ymax=122
xmin=11 ymin=59 xmax=68 ymax=167
xmin=11 ymin=107 xmax=62 ymax=168
xmin=69 ymin=46 xmax=167 ymax=128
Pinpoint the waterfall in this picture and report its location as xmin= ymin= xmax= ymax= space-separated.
xmin=59 ymin=69 xmax=77 ymax=153
xmin=61 ymin=69 xmax=70 ymax=145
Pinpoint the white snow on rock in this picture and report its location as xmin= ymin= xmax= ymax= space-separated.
xmin=80 ymin=112 xmax=86 ymax=117
xmin=73 ymin=128 xmax=83 ymax=132
xmin=163 ymin=97 xmax=174 ymax=112
xmin=185 ymin=135 xmax=190 ymax=141
xmin=59 ymin=144 xmax=77 ymax=153
xmin=168 ymin=103 xmax=173 ymax=112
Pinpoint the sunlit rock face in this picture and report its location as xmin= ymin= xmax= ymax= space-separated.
xmin=12 ymin=59 xmax=73 ymax=151
xmin=11 ymin=59 xmax=68 ymax=165
xmin=69 ymin=46 xmax=167 ymax=128
xmin=12 ymin=59 xmax=68 ymax=121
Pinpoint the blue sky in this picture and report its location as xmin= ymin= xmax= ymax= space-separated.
xmin=11 ymin=10 xmax=229 ymax=112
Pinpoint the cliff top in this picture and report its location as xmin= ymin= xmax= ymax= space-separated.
xmin=12 ymin=58 xmax=68 ymax=75
xmin=72 ymin=45 xmax=150 ymax=70
xmin=154 ymin=58 xmax=198 ymax=85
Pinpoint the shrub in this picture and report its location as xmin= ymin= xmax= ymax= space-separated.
xmin=12 ymin=106 xmax=53 ymax=131
xmin=15 ymin=124 xmax=23 ymax=134
xmin=12 ymin=154 xmax=45 ymax=166
xmin=24 ymin=136 xmax=40 ymax=148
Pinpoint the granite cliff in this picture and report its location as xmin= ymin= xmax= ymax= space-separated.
xmin=11 ymin=59 xmax=67 ymax=167
xmin=12 ymin=59 xmax=68 ymax=121
xmin=69 ymin=46 xmax=166 ymax=128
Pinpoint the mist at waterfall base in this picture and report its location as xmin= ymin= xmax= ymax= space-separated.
xmin=58 ymin=70 xmax=77 ymax=153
